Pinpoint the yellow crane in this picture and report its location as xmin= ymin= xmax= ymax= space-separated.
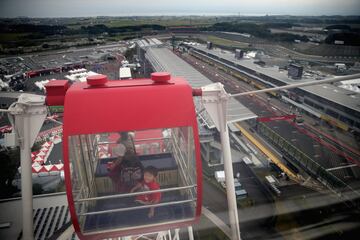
xmin=234 ymin=122 xmax=299 ymax=181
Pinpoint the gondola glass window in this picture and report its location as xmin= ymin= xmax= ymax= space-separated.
xmin=68 ymin=127 xmax=197 ymax=235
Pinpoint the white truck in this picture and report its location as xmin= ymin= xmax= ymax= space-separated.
xmin=234 ymin=178 xmax=248 ymax=199
xmin=215 ymin=171 xmax=248 ymax=199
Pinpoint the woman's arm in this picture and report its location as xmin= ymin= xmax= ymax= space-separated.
xmin=109 ymin=156 xmax=123 ymax=170
xmin=130 ymin=182 xmax=142 ymax=193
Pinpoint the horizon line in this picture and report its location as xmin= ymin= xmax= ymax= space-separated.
xmin=1 ymin=13 xmax=360 ymax=19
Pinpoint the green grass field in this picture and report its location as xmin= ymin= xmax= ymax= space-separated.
xmin=206 ymin=35 xmax=250 ymax=48
xmin=105 ymin=33 xmax=139 ymax=41
xmin=64 ymin=16 xmax=216 ymax=29
xmin=0 ymin=33 xmax=29 ymax=42
xmin=106 ymin=18 xmax=215 ymax=27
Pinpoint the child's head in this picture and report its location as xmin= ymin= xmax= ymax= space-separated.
xmin=143 ymin=166 xmax=158 ymax=183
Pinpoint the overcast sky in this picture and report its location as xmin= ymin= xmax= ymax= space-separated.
xmin=0 ymin=0 xmax=359 ymax=18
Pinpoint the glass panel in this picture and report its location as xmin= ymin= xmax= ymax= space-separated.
xmin=68 ymin=127 xmax=197 ymax=234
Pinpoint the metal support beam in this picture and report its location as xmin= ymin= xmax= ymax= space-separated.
xmin=202 ymin=207 xmax=231 ymax=239
xmin=326 ymin=164 xmax=357 ymax=171
xmin=231 ymin=73 xmax=360 ymax=97
xmin=201 ymin=82 xmax=241 ymax=240
xmin=187 ymin=226 xmax=194 ymax=240
xmin=6 ymin=94 xmax=47 ymax=240
xmin=218 ymin=95 xmax=241 ymax=240
xmin=20 ymin=114 xmax=33 ymax=240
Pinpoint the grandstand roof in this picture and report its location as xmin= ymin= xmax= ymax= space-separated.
xmin=190 ymin=44 xmax=360 ymax=113
xmin=136 ymin=38 xmax=163 ymax=48
xmin=144 ymin=46 xmax=257 ymax=129
xmin=191 ymin=44 xmax=299 ymax=84
xmin=0 ymin=193 xmax=75 ymax=240
xmin=302 ymin=84 xmax=360 ymax=112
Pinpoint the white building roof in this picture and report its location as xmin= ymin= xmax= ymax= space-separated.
xmin=119 ymin=67 xmax=132 ymax=79
xmin=65 ymin=71 xmax=99 ymax=83
xmin=338 ymin=78 xmax=360 ymax=93
xmin=35 ymin=79 xmax=57 ymax=91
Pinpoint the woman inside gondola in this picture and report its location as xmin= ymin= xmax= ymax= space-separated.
xmin=108 ymin=132 xmax=142 ymax=192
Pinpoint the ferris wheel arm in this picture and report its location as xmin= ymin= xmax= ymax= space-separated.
xmin=230 ymin=73 xmax=360 ymax=97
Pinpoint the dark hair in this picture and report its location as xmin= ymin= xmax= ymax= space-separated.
xmin=120 ymin=132 xmax=129 ymax=141
xmin=144 ymin=166 xmax=158 ymax=177
xmin=122 ymin=155 xmax=141 ymax=168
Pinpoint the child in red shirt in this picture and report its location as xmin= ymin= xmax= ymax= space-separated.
xmin=130 ymin=166 xmax=161 ymax=218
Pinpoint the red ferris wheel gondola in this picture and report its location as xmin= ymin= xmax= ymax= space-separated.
xmin=45 ymin=72 xmax=202 ymax=239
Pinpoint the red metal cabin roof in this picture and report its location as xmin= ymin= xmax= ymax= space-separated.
xmin=63 ymin=75 xmax=197 ymax=136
